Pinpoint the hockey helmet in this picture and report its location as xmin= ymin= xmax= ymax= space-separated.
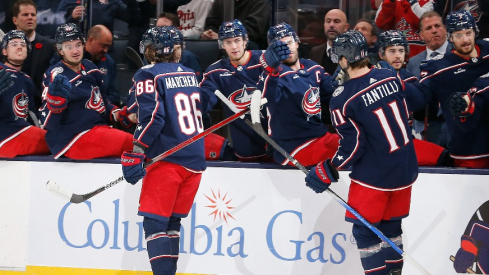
xmin=146 ymin=26 xmax=174 ymax=55
xmin=446 ymin=10 xmax=479 ymax=37
xmin=139 ymin=27 xmax=159 ymax=54
xmin=377 ymin=30 xmax=409 ymax=56
xmin=218 ymin=19 xmax=248 ymax=48
xmin=267 ymin=22 xmax=300 ymax=45
xmin=55 ymin=23 xmax=85 ymax=47
xmin=331 ymin=30 xmax=368 ymax=64
xmin=1 ymin=30 xmax=31 ymax=51
xmin=167 ymin=26 xmax=184 ymax=46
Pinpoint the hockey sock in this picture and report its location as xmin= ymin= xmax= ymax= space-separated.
xmin=378 ymin=220 xmax=404 ymax=274
xmin=143 ymin=218 xmax=175 ymax=275
xmin=353 ymin=224 xmax=387 ymax=274
xmin=167 ymin=217 xmax=182 ymax=267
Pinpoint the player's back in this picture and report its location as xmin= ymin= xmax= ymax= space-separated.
xmin=330 ymin=69 xmax=418 ymax=189
xmin=134 ymin=63 xmax=205 ymax=171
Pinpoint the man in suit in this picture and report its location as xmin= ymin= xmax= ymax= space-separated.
xmin=406 ymin=11 xmax=451 ymax=147
xmin=12 ymin=0 xmax=55 ymax=109
xmin=310 ymin=9 xmax=349 ymax=75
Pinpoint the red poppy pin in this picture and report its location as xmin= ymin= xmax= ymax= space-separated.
xmin=35 ymin=43 xmax=42 ymax=49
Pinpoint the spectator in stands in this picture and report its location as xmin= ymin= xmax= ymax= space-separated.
xmin=177 ymin=0 xmax=214 ymax=39
xmin=57 ymin=0 xmax=132 ymax=35
xmin=353 ymin=19 xmax=379 ymax=64
xmin=406 ymin=11 xmax=451 ymax=147
xmin=375 ymin=0 xmax=433 ymax=58
xmin=257 ymin=23 xmax=339 ymax=166
xmin=200 ymin=19 xmax=269 ymax=161
xmin=0 ymin=30 xmax=50 ymax=158
xmin=200 ymin=0 xmax=269 ymax=49
xmin=40 ymin=23 xmax=133 ymax=160
xmin=434 ymin=0 xmax=489 ymax=39
xmin=12 ymin=0 xmax=55 ymax=109
xmin=49 ymin=24 xmax=120 ymax=105
xmin=156 ymin=12 xmax=203 ymax=81
xmin=310 ymin=9 xmax=349 ymax=75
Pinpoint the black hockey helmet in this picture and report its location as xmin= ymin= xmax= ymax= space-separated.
xmin=331 ymin=30 xmax=368 ymax=64
xmin=1 ymin=30 xmax=31 ymax=51
xmin=55 ymin=23 xmax=85 ymax=46
xmin=446 ymin=10 xmax=479 ymax=37
xmin=377 ymin=30 xmax=409 ymax=56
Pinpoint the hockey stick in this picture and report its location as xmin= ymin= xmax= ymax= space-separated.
xmin=449 ymin=255 xmax=477 ymax=274
xmin=46 ymin=101 xmax=265 ymax=204
xmin=217 ymin=89 xmax=431 ymax=275
xmin=125 ymin=46 xmax=144 ymax=69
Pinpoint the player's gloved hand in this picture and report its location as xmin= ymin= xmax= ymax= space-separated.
xmin=331 ymin=66 xmax=349 ymax=87
xmin=47 ymin=74 xmax=71 ymax=113
xmin=0 ymin=68 xmax=14 ymax=96
xmin=454 ymin=235 xmax=478 ymax=273
xmin=374 ymin=60 xmax=397 ymax=73
xmin=118 ymin=106 xmax=136 ymax=128
xmin=305 ymin=159 xmax=339 ymax=193
xmin=260 ymin=41 xmax=291 ymax=73
xmin=446 ymin=92 xmax=474 ymax=117
xmin=121 ymin=150 xmax=146 ymax=185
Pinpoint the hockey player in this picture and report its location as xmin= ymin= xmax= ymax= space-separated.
xmin=120 ymin=26 xmax=205 ymax=275
xmin=405 ymin=10 xmax=489 ymax=168
xmin=376 ymin=30 xmax=452 ymax=166
xmin=305 ymin=30 xmax=418 ymax=275
xmin=0 ymin=30 xmax=50 ymax=158
xmin=257 ymin=22 xmax=339 ymax=166
xmin=200 ymin=19 xmax=269 ymax=161
xmin=444 ymin=75 xmax=489 ymax=168
xmin=40 ymin=23 xmax=133 ymax=159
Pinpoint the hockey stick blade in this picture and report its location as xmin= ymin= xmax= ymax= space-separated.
xmin=245 ymin=91 xmax=431 ymax=275
xmin=46 ymin=106 xmax=253 ymax=204
xmin=125 ymin=46 xmax=144 ymax=69
xmin=449 ymin=255 xmax=476 ymax=274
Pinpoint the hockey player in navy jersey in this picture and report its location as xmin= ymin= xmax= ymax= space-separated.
xmin=305 ymin=30 xmax=418 ymax=275
xmin=0 ymin=30 xmax=50 ymax=158
xmin=405 ymin=10 xmax=489 ymax=168
xmin=120 ymin=26 xmax=205 ymax=275
xmin=40 ymin=23 xmax=133 ymax=159
xmin=257 ymin=22 xmax=339 ymax=166
xmin=376 ymin=30 xmax=453 ymax=167
xmin=444 ymin=75 xmax=489 ymax=168
xmin=199 ymin=19 xmax=270 ymax=161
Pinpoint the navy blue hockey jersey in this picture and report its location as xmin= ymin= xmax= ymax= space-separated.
xmin=0 ymin=64 xmax=37 ymax=144
xmin=330 ymin=69 xmax=418 ymax=190
xmin=200 ymin=50 xmax=267 ymax=159
xmin=448 ymin=74 xmax=489 ymax=159
xmin=258 ymin=59 xmax=335 ymax=164
xmin=133 ymin=63 xmax=205 ymax=171
xmin=40 ymin=60 xmax=118 ymax=158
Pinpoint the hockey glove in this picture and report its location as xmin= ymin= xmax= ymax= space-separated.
xmin=446 ymin=92 xmax=474 ymax=117
xmin=260 ymin=41 xmax=291 ymax=73
xmin=118 ymin=106 xmax=136 ymax=128
xmin=374 ymin=60 xmax=397 ymax=73
xmin=331 ymin=66 xmax=349 ymax=87
xmin=121 ymin=150 xmax=146 ymax=185
xmin=305 ymin=159 xmax=339 ymax=193
xmin=47 ymin=74 xmax=71 ymax=113
xmin=0 ymin=68 xmax=14 ymax=96
xmin=454 ymin=235 xmax=478 ymax=273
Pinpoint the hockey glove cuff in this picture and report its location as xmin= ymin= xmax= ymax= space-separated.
xmin=118 ymin=106 xmax=136 ymax=128
xmin=45 ymin=94 xmax=68 ymax=113
xmin=305 ymin=159 xmax=339 ymax=193
xmin=121 ymin=150 xmax=146 ymax=185
xmin=454 ymin=235 xmax=478 ymax=273
xmin=260 ymin=41 xmax=291 ymax=73
xmin=0 ymin=68 xmax=14 ymax=96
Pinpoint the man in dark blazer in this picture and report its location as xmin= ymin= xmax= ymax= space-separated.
xmin=310 ymin=9 xmax=349 ymax=75
xmin=406 ymin=11 xmax=451 ymax=148
xmin=12 ymin=0 xmax=55 ymax=109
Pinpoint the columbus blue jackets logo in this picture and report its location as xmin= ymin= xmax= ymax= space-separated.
xmin=12 ymin=91 xmax=29 ymax=120
xmin=228 ymin=85 xmax=256 ymax=110
xmin=85 ymin=86 xmax=106 ymax=114
xmin=454 ymin=0 xmax=482 ymax=22
xmin=302 ymin=85 xmax=321 ymax=116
